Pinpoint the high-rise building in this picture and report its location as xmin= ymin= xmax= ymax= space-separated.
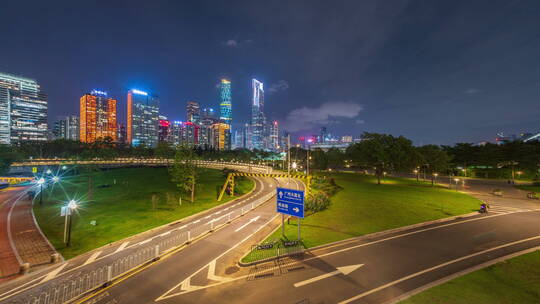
xmin=158 ymin=115 xmax=171 ymax=143
xmin=53 ymin=115 xmax=79 ymax=140
xmin=117 ymin=123 xmax=126 ymax=144
xmin=127 ymin=89 xmax=159 ymax=147
xmin=320 ymin=127 xmax=328 ymax=143
xmin=202 ymin=107 xmax=216 ymax=119
xmin=341 ymin=135 xmax=353 ymax=143
xmin=211 ymin=122 xmax=231 ymax=150
xmin=219 ymin=79 xmax=232 ymax=124
xmin=270 ymin=121 xmax=279 ymax=151
xmin=250 ymin=79 xmax=265 ymax=150
xmin=186 ymin=101 xmax=200 ymax=123
xmin=80 ymin=90 xmax=117 ymax=143
xmin=0 ymin=72 xmax=48 ymax=144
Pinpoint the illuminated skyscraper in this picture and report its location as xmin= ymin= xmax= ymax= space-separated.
xmin=0 ymin=72 xmax=48 ymax=144
xmin=219 ymin=79 xmax=232 ymax=124
xmin=250 ymin=79 xmax=265 ymax=150
xmin=270 ymin=121 xmax=279 ymax=151
xmin=53 ymin=115 xmax=79 ymax=141
xmin=80 ymin=90 xmax=117 ymax=143
xmin=211 ymin=122 xmax=231 ymax=150
xmin=127 ymin=89 xmax=159 ymax=147
xmin=186 ymin=101 xmax=200 ymax=123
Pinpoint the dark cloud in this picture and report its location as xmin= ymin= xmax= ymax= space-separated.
xmin=268 ymin=80 xmax=289 ymax=94
xmin=283 ymin=101 xmax=362 ymax=132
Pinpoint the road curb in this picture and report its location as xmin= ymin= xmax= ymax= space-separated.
xmin=238 ymin=211 xmax=479 ymax=267
xmin=385 ymin=245 xmax=540 ymax=304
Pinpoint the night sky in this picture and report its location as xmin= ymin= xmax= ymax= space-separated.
xmin=1 ymin=0 xmax=539 ymax=145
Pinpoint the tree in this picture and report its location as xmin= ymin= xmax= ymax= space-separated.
xmin=169 ymin=146 xmax=199 ymax=202
xmin=416 ymin=145 xmax=451 ymax=175
xmin=0 ymin=145 xmax=18 ymax=175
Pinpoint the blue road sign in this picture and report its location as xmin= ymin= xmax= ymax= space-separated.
xmin=276 ymin=187 xmax=305 ymax=218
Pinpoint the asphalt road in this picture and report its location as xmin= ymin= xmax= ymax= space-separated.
xmin=78 ymin=175 xmax=539 ymax=304
xmin=0 ymin=174 xmax=287 ymax=303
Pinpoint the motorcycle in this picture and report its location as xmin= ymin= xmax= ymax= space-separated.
xmin=479 ymin=203 xmax=488 ymax=213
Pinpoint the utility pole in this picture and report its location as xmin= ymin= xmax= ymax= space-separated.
xmin=306 ymin=147 xmax=310 ymax=176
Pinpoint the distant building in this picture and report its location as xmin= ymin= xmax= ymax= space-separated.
xmin=269 ymin=121 xmax=279 ymax=151
xmin=320 ymin=127 xmax=328 ymax=143
xmin=53 ymin=115 xmax=79 ymax=140
xmin=158 ymin=116 xmax=171 ymax=143
xmin=0 ymin=72 xmax=48 ymax=144
xmin=202 ymin=107 xmax=216 ymax=119
xmin=341 ymin=135 xmax=353 ymax=143
xmin=186 ymin=101 xmax=200 ymax=123
xmin=80 ymin=90 xmax=117 ymax=143
xmin=250 ymin=79 xmax=265 ymax=150
xmin=211 ymin=123 xmax=231 ymax=150
xmin=117 ymin=123 xmax=126 ymax=143
xmin=127 ymin=89 xmax=159 ymax=147
xmin=219 ymin=79 xmax=232 ymax=125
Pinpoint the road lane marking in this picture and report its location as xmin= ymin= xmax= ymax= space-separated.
xmin=114 ymin=241 xmax=129 ymax=253
xmin=160 ymin=231 xmax=171 ymax=237
xmin=83 ymin=251 xmax=102 ymax=266
xmin=193 ymin=220 xmax=201 ymax=224
xmin=294 ymin=264 xmax=364 ymax=287
xmin=41 ymin=263 xmax=68 ymax=283
xmin=139 ymin=239 xmax=152 ymax=245
xmin=234 ymin=216 xmax=261 ymax=232
xmin=338 ymin=235 xmax=540 ymax=304
xmin=207 ymin=260 xmax=231 ymax=282
xmin=204 ymin=215 xmax=211 ymax=219
xmin=179 ymin=225 xmax=188 ymax=229
xmin=215 ymin=211 xmax=221 ymax=215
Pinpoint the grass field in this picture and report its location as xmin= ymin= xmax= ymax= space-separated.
xmin=34 ymin=167 xmax=254 ymax=258
xmin=517 ymin=185 xmax=540 ymax=193
xmin=400 ymin=249 xmax=540 ymax=304
xmin=242 ymin=172 xmax=480 ymax=263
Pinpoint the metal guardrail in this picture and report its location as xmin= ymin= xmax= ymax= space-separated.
xmin=248 ymin=240 xmax=305 ymax=263
xmin=24 ymin=191 xmax=275 ymax=304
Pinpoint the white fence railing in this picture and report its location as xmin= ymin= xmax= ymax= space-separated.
xmin=23 ymin=191 xmax=275 ymax=304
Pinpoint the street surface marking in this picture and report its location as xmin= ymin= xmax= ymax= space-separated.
xmin=207 ymin=260 xmax=231 ymax=282
xmin=338 ymin=235 xmax=540 ymax=304
xmin=41 ymin=263 xmax=68 ymax=283
xmin=160 ymin=231 xmax=171 ymax=237
xmin=294 ymin=264 xmax=363 ymax=287
xmin=179 ymin=225 xmax=188 ymax=229
xmin=215 ymin=211 xmax=221 ymax=215
xmin=204 ymin=215 xmax=211 ymax=219
xmin=235 ymin=216 xmax=261 ymax=232
xmin=193 ymin=220 xmax=201 ymax=224
xmin=83 ymin=251 xmax=102 ymax=266
xmin=139 ymin=239 xmax=152 ymax=245
xmin=114 ymin=242 xmax=129 ymax=253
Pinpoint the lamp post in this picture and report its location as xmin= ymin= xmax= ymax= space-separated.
xmin=37 ymin=178 xmax=45 ymax=205
xmin=413 ymin=169 xmax=419 ymax=182
xmin=432 ymin=173 xmax=438 ymax=186
xmin=64 ymin=200 xmax=78 ymax=247
xmin=454 ymin=178 xmax=460 ymax=191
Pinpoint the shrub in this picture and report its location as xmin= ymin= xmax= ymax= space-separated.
xmin=305 ymin=192 xmax=331 ymax=213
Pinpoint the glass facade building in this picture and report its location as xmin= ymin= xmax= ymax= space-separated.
xmin=250 ymin=79 xmax=265 ymax=150
xmin=186 ymin=101 xmax=200 ymax=123
xmin=219 ymin=79 xmax=232 ymax=124
xmin=0 ymin=72 xmax=48 ymax=144
xmin=127 ymin=89 xmax=159 ymax=147
xmin=80 ymin=90 xmax=117 ymax=143
xmin=53 ymin=115 xmax=79 ymax=140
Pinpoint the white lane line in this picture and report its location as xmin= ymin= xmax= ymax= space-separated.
xmin=83 ymin=251 xmax=102 ymax=266
xmin=207 ymin=260 xmax=231 ymax=282
xmin=234 ymin=216 xmax=261 ymax=232
xmin=338 ymin=235 xmax=540 ymax=304
xmin=41 ymin=263 xmax=68 ymax=283
xmin=139 ymin=238 xmax=152 ymax=245
xmin=179 ymin=225 xmax=188 ymax=229
xmin=224 ymin=207 xmax=229 ymax=211
xmin=215 ymin=211 xmax=222 ymax=215
xmin=114 ymin=241 xmax=130 ymax=253
xmin=204 ymin=215 xmax=211 ymax=219
xmin=193 ymin=220 xmax=201 ymax=224
xmin=160 ymin=231 xmax=171 ymax=237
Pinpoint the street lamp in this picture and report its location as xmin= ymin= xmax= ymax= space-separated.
xmin=37 ymin=178 xmax=45 ymax=205
xmin=61 ymin=165 xmax=67 ymax=170
xmin=413 ymin=169 xmax=419 ymax=182
xmin=46 ymin=169 xmax=52 ymax=175
xmin=52 ymin=176 xmax=60 ymax=183
xmin=64 ymin=200 xmax=78 ymax=247
xmin=432 ymin=173 xmax=438 ymax=186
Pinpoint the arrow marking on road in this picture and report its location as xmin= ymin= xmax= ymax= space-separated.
xmin=234 ymin=216 xmax=261 ymax=232
xmin=294 ymin=264 xmax=364 ymax=288
xmin=41 ymin=263 xmax=68 ymax=283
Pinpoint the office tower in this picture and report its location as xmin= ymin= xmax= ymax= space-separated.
xmin=202 ymin=107 xmax=216 ymax=119
xmin=341 ymin=135 xmax=353 ymax=143
xmin=117 ymin=124 xmax=126 ymax=144
xmin=251 ymin=79 xmax=265 ymax=150
xmin=211 ymin=122 xmax=231 ymax=150
xmin=80 ymin=90 xmax=117 ymax=143
xmin=219 ymin=79 xmax=232 ymax=124
xmin=270 ymin=121 xmax=279 ymax=151
xmin=0 ymin=72 xmax=48 ymax=144
xmin=53 ymin=115 xmax=79 ymax=140
xmin=180 ymin=122 xmax=200 ymax=147
xmin=170 ymin=121 xmax=183 ymax=146
xmin=127 ymin=89 xmax=159 ymax=147
xmin=158 ymin=115 xmax=171 ymax=143
xmin=186 ymin=101 xmax=200 ymax=123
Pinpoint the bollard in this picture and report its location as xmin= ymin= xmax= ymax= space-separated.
xmin=50 ymin=253 xmax=60 ymax=264
xmin=187 ymin=230 xmax=191 ymax=243
xmin=153 ymin=245 xmax=160 ymax=261
xmin=19 ymin=263 xmax=30 ymax=274
xmin=107 ymin=265 xmax=113 ymax=281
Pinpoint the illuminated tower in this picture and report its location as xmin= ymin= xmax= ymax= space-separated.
xmin=80 ymin=90 xmax=117 ymax=143
xmin=186 ymin=100 xmax=200 ymax=123
xmin=127 ymin=89 xmax=159 ymax=147
xmin=219 ymin=79 xmax=232 ymax=124
xmin=251 ymin=79 xmax=265 ymax=150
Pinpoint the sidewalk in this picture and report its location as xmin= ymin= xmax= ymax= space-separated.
xmin=0 ymin=187 xmax=59 ymax=282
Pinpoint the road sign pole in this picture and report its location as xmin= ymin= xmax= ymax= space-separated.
xmin=297 ymin=217 xmax=301 ymax=240
xmin=282 ymin=214 xmax=285 ymax=237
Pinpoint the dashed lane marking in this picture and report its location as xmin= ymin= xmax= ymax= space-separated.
xmin=114 ymin=242 xmax=129 ymax=253
xmin=83 ymin=251 xmax=102 ymax=266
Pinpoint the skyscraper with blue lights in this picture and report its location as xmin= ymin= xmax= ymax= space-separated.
xmin=127 ymin=89 xmax=159 ymax=147
xmin=219 ymin=79 xmax=232 ymax=125
xmin=250 ymin=79 xmax=265 ymax=150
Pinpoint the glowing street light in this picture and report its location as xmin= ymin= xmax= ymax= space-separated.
xmin=453 ymin=178 xmax=460 ymax=191
xmin=46 ymin=169 xmax=52 ymax=174
xmin=61 ymin=165 xmax=67 ymax=170
xmin=64 ymin=199 xmax=78 ymax=247
xmin=432 ymin=173 xmax=438 ymax=186
xmin=413 ymin=169 xmax=419 ymax=181
xmin=52 ymin=176 xmax=60 ymax=183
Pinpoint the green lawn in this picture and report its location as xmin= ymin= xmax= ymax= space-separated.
xmin=242 ymin=173 xmax=479 ymax=263
xmin=517 ymin=185 xmax=540 ymax=193
xmin=34 ymin=167 xmax=253 ymax=258
xmin=400 ymin=249 xmax=540 ymax=304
